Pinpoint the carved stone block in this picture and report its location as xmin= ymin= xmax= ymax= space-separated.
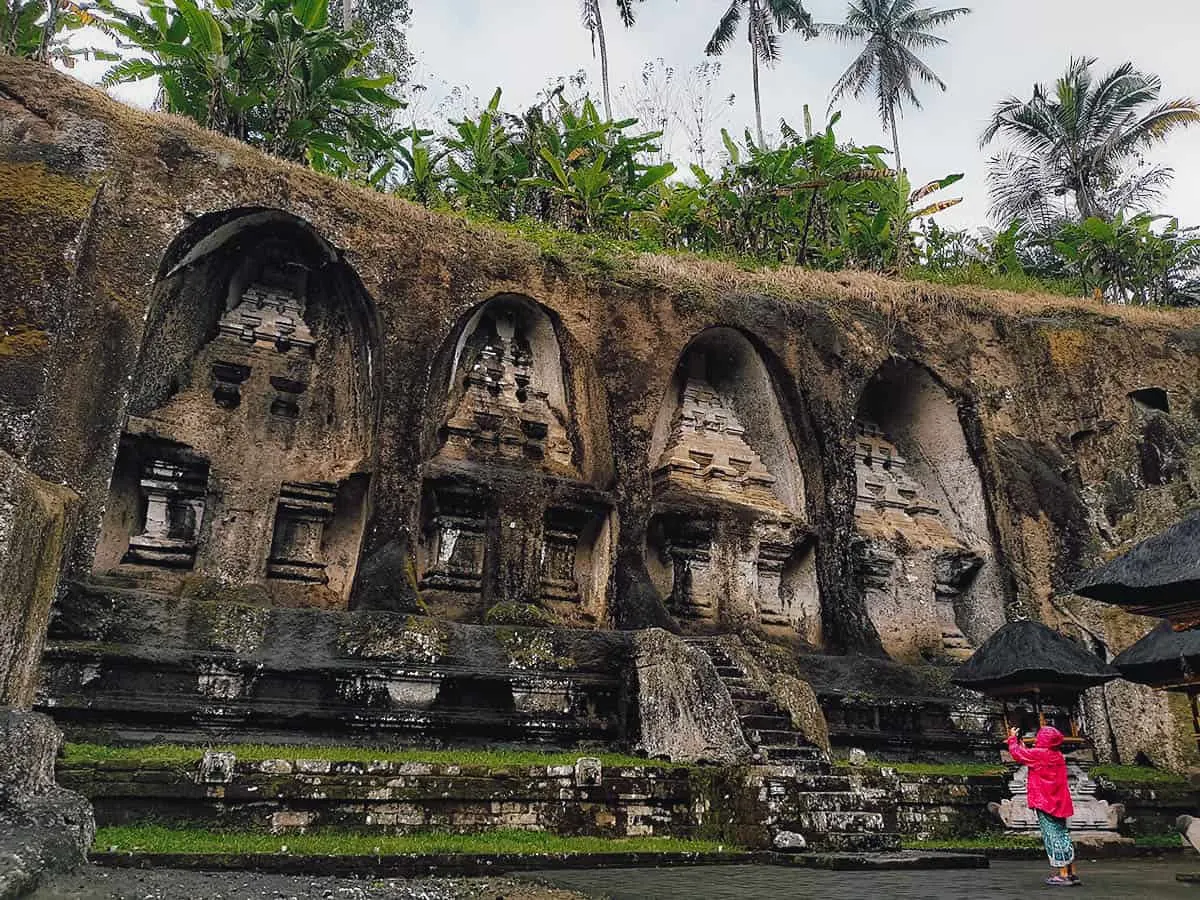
xmin=266 ymin=481 xmax=336 ymax=582
xmin=210 ymin=362 xmax=250 ymax=409
xmin=218 ymin=283 xmax=315 ymax=353
xmin=124 ymin=458 xmax=208 ymax=568
xmin=421 ymin=488 xmax=489 ymax=592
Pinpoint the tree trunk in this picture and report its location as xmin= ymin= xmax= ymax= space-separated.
xmin=889 ymin=108 xmax=902 ymax=173
xmin=752 ymin=41 xmax=763 ymax=146
xmin=342 ymin=0 xmax=353 ymax=28
xmin=596 ymin=7 xmax=612 ymax=120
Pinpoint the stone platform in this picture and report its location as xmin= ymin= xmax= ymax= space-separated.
xmin=41 ymin=583 xmax=629 ymax=749
xmin=61 ymin=753 xmax=903 ymax=852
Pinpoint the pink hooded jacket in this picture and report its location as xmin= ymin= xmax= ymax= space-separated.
xmin=1007 ymin=726 xmax=1074 ymax=819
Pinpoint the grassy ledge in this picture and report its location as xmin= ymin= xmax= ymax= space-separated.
xmin=62 ymin=742 xmax=677 ymax=770
xmin=904 ymin=833 xmax=1185 ymax=851
xmin=93 ymin=826 xmax=734 ymax=857
xmin=835 ymin=760 xmax=1007 ymax=777
xmin=1089 ymin=764 xmax=1187 ymax=785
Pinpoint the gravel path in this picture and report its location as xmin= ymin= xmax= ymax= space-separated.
xmin=29 ymin=866 xmax=593 ymax=900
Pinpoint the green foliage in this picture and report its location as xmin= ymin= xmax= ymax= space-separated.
xmin=1052 ymin=213 xmax=1200 ymax=306
xmin=983 ymin=57 xmax=1200 ymax=227
xmin=95 ymin=825 xmax=733 ymax=855
xmin=63 ymin=742 xmax=678 ymax=769
xmin=820 ymin=0 xmax=970 ymax=171
xmin=96 ymin=0 xmax=401 ymax=177
xmin=1 ymin=0 xmax=111 ymax=63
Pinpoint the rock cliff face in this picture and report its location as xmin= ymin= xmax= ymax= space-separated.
xmin=3 ymin=58 xmax=1200 ymax=767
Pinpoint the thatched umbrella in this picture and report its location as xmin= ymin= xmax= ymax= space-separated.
xmin=952 ymin=620 xmax=1119 ymax=740
xmin=1073 ymin=511 xmax=1200 ymax=624
xmin=1112 ymin=620 xmax=1200 ymax=689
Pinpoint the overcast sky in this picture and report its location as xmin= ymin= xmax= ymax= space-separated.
xmin=83 ymin=0 xmax=1200 ymax=230
xmin=404 ymin=0 xmax=1200 ymax=228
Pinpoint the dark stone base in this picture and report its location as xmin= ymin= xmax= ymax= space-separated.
xmin=0 ymin=710 xmax=94 ymax=899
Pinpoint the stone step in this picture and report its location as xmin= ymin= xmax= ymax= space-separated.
xmin=739 ymin=714 xmax=791 ymax=732
xmin=787 ymin=791 xmax=891 ymax=813
xmin=804 ymin=832 xmax=903 ymax=853
xmin=790 ymin=775 xmax=856 ymax=792
xmin=753 ymin=729 xmax=811 ymax=747
xmin=759 ymin=745 xmax=824 ymax=764
xmin=713 ymin=665 xmax=744 ymax=679
xmin=720 ymin=677 xmax=753 ymax=691
xmin=727 ymin=686 xmax=769 ymax=702
xmin=732 ymin=699 xmax=778 ymax=717
xmin=787 ymin=810 xmax=887 ymax=834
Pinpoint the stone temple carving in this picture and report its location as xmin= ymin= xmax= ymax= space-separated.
xmin=442 ymin=308 xmax=573 ymax=472
xmin=421 ymin=486 xmax=489 ymax=593
xmin=123 ymin=457 xmax=208 ymax=568
xmin=267 ymin=481 xmax=338 ymax=583
xmin=218 ymin=283 xmax=316 ymax=353
xmin=648 ymin=336 xmax=817 ymax=638
xmin=995 ymin=763 xmax=1126 ymax=840
xmin=653 ymin=364 xmax=784 ymax=514
xmin=853 ymin=421 xmax=978 ymax=660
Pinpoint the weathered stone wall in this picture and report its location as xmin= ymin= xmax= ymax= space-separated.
xmin=4 ymin=58 xmax=1200 ymax=765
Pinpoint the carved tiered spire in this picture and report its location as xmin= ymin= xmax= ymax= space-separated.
xmin=653 ymin=356 xmax=784 ymax=512
xmin=442 ymin=310 xmax=573 ymax=472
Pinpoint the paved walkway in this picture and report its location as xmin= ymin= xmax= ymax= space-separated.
xmin=531 ymin=859 xmax=1200 ymax=899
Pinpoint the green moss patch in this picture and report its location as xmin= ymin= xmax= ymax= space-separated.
xmin=63 ymin=742 xmax=676 ymax=770
xmin=836 ymin=760 xmax=1007 ymax=778
xmin=1090 ymin=765 xmax=1187 ymax=785
xmin=94 ymin=825 xmax=732 ymax=856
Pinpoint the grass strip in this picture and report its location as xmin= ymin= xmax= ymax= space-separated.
xmin=94 ymin=825 xmax=734 ymax=857
xmin=64 ymin=742 xmax=676 ymax=770
xmin=836 ymin=760 xmax=1007 ymax=777
xmin=1089 ymin=764 xmax=1187 ymax=785
xmin=904 ymin=832 xmax=1184 ymax=851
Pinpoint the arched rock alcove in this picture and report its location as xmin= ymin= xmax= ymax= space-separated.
xmin=417 ymin=294 xmax=616 ymax=626
xmin=645 ymin=327 xmax=820 ymax=642
xmin=93 ymin=209 xmax=380 ymax=607
xmin=853 ymin=359 xmax=1005 ymax=661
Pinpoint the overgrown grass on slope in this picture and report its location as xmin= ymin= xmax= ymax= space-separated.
xmin=62 ymin=742 xmax=675 ymax=770
xmin=93 ymin=825 xmax=733 ymax=857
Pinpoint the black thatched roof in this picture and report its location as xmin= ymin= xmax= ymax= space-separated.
xmin=1073 ymin=512 xmax=1200 ymax=619
xmin=1112 ymin=620 xmax=1200 ymax=688
xmin=951 ymin=620 xmax=1119 ymax=693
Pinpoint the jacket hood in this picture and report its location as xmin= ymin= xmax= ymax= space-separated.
xmin=1035 ymin=726 xmax=1065 ymax=749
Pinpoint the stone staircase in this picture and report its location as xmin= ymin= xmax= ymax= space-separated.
xmin=686 ymin=637 xmax=824 ymax=766
xmin=686 ymin=637 xmax=902 ymax=852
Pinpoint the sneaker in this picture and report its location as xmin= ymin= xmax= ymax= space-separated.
xmin=1045 ymin=875 xmax=1074 ymax=886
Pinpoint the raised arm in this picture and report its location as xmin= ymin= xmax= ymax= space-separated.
xmin=1007 ymin=733 xmax=1037 ymax=764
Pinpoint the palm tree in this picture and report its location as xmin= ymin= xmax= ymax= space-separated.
xmin=820 ymin=0 xmax=969 ymax=173
xmin=705 ymin=0 xmax=816 ymax=146
xmin=982 ymin=57 xmax=1200 ymax=228
xmin=580 ymin=0 xmax=641 ymax=120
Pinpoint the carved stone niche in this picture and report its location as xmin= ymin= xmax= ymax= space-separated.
xmin=123 ymin=454 xmax=209 ymax=569
xmin=756 ymin=535 xmax=822 ymax=644
xmin=652 ymin=356 xmax=784 ymax=514
xmin=211 ymin=362 xmax=250 ymax=409
xmin=440 ymin=301 xmax=574 ymax=473
xmin=266 ymin=481 xmax=337 ymax=583
xmin=647 ymin=515 xmax=718 ymax=627
xmin=541 ymin=507 xmax=589 ymax=603
xmin=420 ymin=485 xmax=490 ymax=593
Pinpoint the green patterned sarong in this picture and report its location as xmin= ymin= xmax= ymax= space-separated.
xmin=1036 ymin=809 xmax=1075 ymax=868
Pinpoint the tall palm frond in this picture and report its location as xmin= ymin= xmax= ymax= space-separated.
xmin=982 ymin=57 xmax=1200 ymax=224
xmin=819 ymin=0 xmax=969 ymax=171
xmin=705 ymin=0 xmax=815 ymax=145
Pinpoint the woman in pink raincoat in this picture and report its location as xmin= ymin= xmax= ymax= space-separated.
xmin=1007 ymin=725 xmax=1079 ymax=886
